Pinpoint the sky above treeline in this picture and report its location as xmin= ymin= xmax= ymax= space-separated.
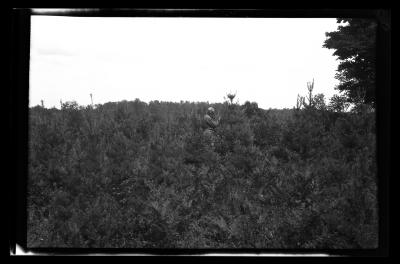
xmin=30 ymin=16 xmax=341 ymax=109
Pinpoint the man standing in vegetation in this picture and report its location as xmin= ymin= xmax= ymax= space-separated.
xmin=203 ymin=107 xmax=220 ymax=147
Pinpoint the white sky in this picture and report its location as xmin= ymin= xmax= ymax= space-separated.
xmin=29 ymin=16 xmax=340 ymax=109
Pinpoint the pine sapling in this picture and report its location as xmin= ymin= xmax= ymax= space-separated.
xmin=227 ymin=92 xmax=236 ymax=105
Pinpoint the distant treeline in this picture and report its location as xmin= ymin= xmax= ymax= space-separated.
xmin=28 ymin=97 xmax=377 ymax=248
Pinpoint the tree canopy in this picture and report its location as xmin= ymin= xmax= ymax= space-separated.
xmin=323 ymin=18 xmax=377 ymax=107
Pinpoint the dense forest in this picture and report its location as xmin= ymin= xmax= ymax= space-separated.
xmin=27 ymin=90 xmax=378 ymax=249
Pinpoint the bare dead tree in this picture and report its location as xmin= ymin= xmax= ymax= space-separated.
xmin=296 ymin=94 xmax=305 ymax=110
xmin=306 ymin=78 xmax=314 ymax=108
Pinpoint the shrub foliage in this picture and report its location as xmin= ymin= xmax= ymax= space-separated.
xmin=28 ymin=98 xmax=377 ymax=248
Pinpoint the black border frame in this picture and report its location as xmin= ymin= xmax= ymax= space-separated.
xmin=9 ymin=8 xmax=391 ymax=257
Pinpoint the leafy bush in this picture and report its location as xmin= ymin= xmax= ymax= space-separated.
xmin=28 ymin=99 xmax=377 ymax=248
